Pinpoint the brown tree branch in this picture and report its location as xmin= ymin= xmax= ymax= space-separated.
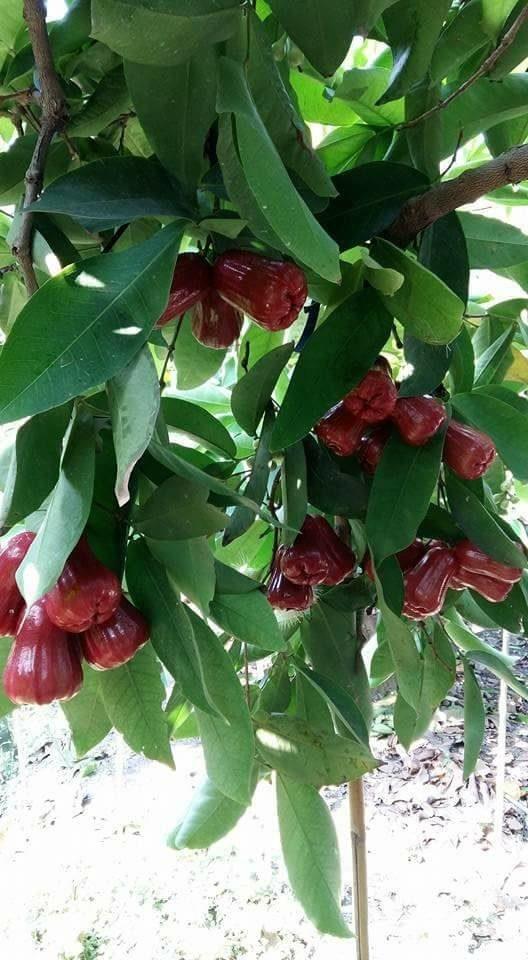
xmin=384 ymin=143 xmax=528 ymax=247
xmin=398 ymin=5 xmax=528 ymax=131
xmin=11 ymin=1 xmax=68 ymax=296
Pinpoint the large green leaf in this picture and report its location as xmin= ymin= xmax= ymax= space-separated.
xmin=125 ymin=54 xmax=217 ymax=188
xmin=393 ymin=625 xmax=456 ymax=748
xmin=135 ymin=475 xmax=227 ymax=539
xmin=445 ymin=471 xmax=526 ymax=568
xmin=380 ymin=0 xmax=452 ymax=103
xmin=452 ymin=389 xmax=528 ymax=482
xmin=147 ymin=438 xmax=257 ymax=510
xmin=0 ymin=224 xmax=182 ymax=426
xmin=231 ymin=343 xmax=293 ymax=437
xmin=271 ymin=289 xmax=392 ymax=451
xmin=431 ymin=0 xmax=490 ymax=83
xmin=372 ymin=239 xmax=464 ymax=345
xmin=441 ymin=74 xmax=528 ymax=156
xmin=347 ymin=0 xmax=398 ymax=34
xmin=92 ymin=0 xmax=241 ymax=65
xmin=269 ymin=0 xmax=355 ymax=76
xmin=30 ymin=158 xmax=192 ymax=231
xmin=148 ymin=537 xmax=216 ymax=615
xmin=458 ymin=212 xmax=528 ymax=270
xmin=462 ymin=659 xmax=486 ymax=779
xmin=209 ymin=588 xmax=285 ymax=653
xmin=276 ymin=775 xmax=352 ymax=939
xmin=366 ymin=426 xmax=445 ymax=564
xmin=281 ymin=441 xmax=307 ymax=547
xmin=295 ymin=661 xmax=370 ymax=746
xmin=61 ymin=666 xmax=112 ymax=759
xmin=0 ymin=0 xmax=24 ymax=55
xmin=217 ymin=57 xmax=340 ymax=281
xmin=0 ymin=135 xmax=70 ymax=206
xmin=163 ymin=396 xmax=236 ymax=458
xmin=419 ymin=212 xmax=469 ymax=304
xmin=445 ymin=618 xmax=528 ymax=700
xmin=98 ymin=642 xmax=174 ymax=766
xmin=375 ymin=560 xmax=423 ymax=711
xmin=5 ymin=0 xmax=92 ymax=83
xmin=68 ymin=65 xmax=131 ymax=138
xmin=173 ymin=315 xmax=227 ymax=390
xmin=169 ymin=774 xmax=254 ymax=850
xmin=16 ymin=408 xmax=95 ymax=607
xmin=107 ymin=346 xmax=160 ymax=506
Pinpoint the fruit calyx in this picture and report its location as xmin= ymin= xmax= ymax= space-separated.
xmin=44 ymin=535 xmax=122 ymax=633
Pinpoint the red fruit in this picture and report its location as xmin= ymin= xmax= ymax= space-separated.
xmin=267 ymin=548 xmax=314 ymax=611
xmin=403 ymin=545 xmax=457 ymax=620
xmin=44 ymin=536 xmax=121 ymax=633
xmin=450 ymin=569 xmax=513 ymax=603
xmin=213 ymin=250 xmax=307 ymax=331
xmin=0 ymin=531 xmax=36 ymax=636
xmin=191 ymin=289 xmax=243 ymax=349
xmin=443 ymin=420 xmax=496 ymax=480
xmin=315 ymin=403 xmax=365 ymax=457
xmin=453 ymin=539 xmax=522 ymax=584
xmin=363 ymin=539 xmax=428 ymax=581
xmin=357 ymin=424 xmax=391 ymax=474
xmin=280 ymin=516 xmax=355 ymax=586
xmin=343 ymin=369 xmax=397 ymax=423
xmin=3 ymin=600 xmax=83 ymax=705
xmin=391 ymin=396 xmax=447 ymax=446
xmin=156 ymin=253 xmax=211 ymax=328
xmin=82 ymin=597 xmax=149 ymax=669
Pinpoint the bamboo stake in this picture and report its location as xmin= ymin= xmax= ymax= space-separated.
xmin=349 ymin=778 xmax=370 ymax=960
xmin=494 ymin=629 xmax=509 ymax=848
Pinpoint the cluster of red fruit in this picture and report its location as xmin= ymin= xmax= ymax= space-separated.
xmin=315 ymin=359 xmax=496 ymax=481
xmin=267 ymin=515 xmax=356 ymax=611
xmin=0 ymin=533 xmax=148 ymax=706
xmin=365 ymin=538 xmax=522 ymax=620
xmin=157 ymin=249 xmax=308 ymax=348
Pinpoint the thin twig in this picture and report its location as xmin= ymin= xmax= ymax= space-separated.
xmin=101 ymin=223 xmax=130 ymax=254
xmin=398 ymin=5 xmax=528 ymax=131
xmin=0 ymin=87 xmax=35 ymax=107
xmin=159 ymin=315 xmax=184 ymax=388
xmin=11 ymin=0 xmax=68 ymax=296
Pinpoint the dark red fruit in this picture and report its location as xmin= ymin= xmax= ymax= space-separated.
xmin=191 ymin=289 xmax=243 ymax=349
xmin=81 ymin=597 xmax=149 ymax=669
xmin=156 ymin=253 xmax=212 ymax=328
xmin=403 ymin=544 xmax=457 ymax=620
xmin=3 ymin=600 xmax=83 ymax=704
xmin=343 ymin=369 xmax=397 ymax=423
xmin=267 ymin=548 xmax=314 ymax=611
xmin=44 ymin=536 xmax=121 ymax=633
xmin=391 ymin=396 xmax=447 ymax=447
xmin=315 ymin=403 xmax=365 ymax=457
xmin=443 ymin=420 xmax=496 ymax=480
xmin=453 ymin=539 xmax=522 ymax=584
xmin=450 ymin=569 xmax=513 ymax=603
xmin=357 ymin=424 xmax=391 ymax=474
xmin=363 ymin=539 xmax=429 ymax=581
xmin=0 ymin=531 xmax=35 ymax=636
xmin=213 ymin=250 xmax=307 ymax=331
xmin=280 ymin=515 xmax=355 ymax=586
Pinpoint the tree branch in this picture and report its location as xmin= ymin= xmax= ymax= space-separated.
xmin=398 ymin=5 xmax=528 ymax=131
xmin=384 ymin=143 xmax=528 ymax=247
xmin=11 ymin=1 xmax=68 ymax=296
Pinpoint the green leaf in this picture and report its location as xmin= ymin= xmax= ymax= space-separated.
xmin=445 ymin=471 xmax=526 ymax=568
xmin=474 ymin=325 xmax=515 ymax=388
xmin=135 ymin=476 xmax=227 ymax=539
xmin=295 ymin=661 xmax=370 ymax=746
xmin=256 ymin=714 xmax=377 ymax=786
xmin=107 ymin=346 xmax=160 ymax=506
xmin=449 ymin=325 xmax=475 ymax=395
xmin=0 ymin=135 xmax=70 ymax=206
xmin=16 ymin=408 xmax=95 ymax=607
xmin=217 ymin=57 xmax=340 ymax=281
xmin=210 ymin=589 xmax=285 ymax=653
xmin=68 ymin=65 xmax=131 ymax=138
xmin=173 ymin=314 xmax=227 ymax=390
xmin=168 ymin=774 xmax=254 ymax=850
xmin=320 ymin=162 xmax=428 ymax=249
xmin=445 ymin=618 xmax=528 ymax=700
xmin=452 ymin=390 xmax=528 ymax=482
xmin=366 ymin=426 xmax=445 ymax=564
xmin=463 ymin=659 xmax=486 ymax=780
xmin=268 ymin=0 xmax=355 ymax=75
xmin=317 ymin=125 xmax=382 ymax=176
xmin=482 ymin=0 xmax=517 ymax=38
xmin=419 ymin=212 xmax=469 ymax=304
xmin=148 ymin=438 xmax=257 ymax=510
xmin=431 ymin=0 xmax=489 ymax=83
xmin=30 ymin=158 xmax=192 ymax=230
xmin=441 ymin=74 xmax=528 ymax=156
xmin=61 ymin=666 xmax=112 ymax=759
xmin=276 ymin=775 xmax=352 ymax=939
xmin=125 ymin=53 xmax=217 ymax=188
xmin=6 ymin=0 xmax=92 ymax=83
xmin=281 ymin=441 xmax=307 ymax=547
xmin=0 ymin=223 xmax=182 ymax=426
xmin=305 ymin=438 xmax=368 ymax=518
xmin=223 ymin=407 xmax=274 ymax=545
xmin=380 ymin=0 xmax=452 ymax=103
xmin=394 ymin=625 xmax=456 ymax=748
xmin=92 ymin=0 xmax=241 ymax=65
xmin=127 ymin=539 xmax=215 ymax=714
xmin=0 ymin=0 xmax=24 ymax=55
xmin=271 ymin=289 xmax=392 ymax=451
xmin=375 ymin=559 xmax=423 ymax=711
xmin=231 ymin=343 xmax=294 ymax=436
xmin=372 ymin=239 xmax=464 ymax=345
xmin=400 ymin=338 xmax=452 ymax=397
xmin=0 ymin=404 xmax=72 ymax=527
xmin=300 ymin=599 xmax=365 ymax=700
xmin=347 ymin=0 xmax=398 ymax=34
xmin=162 ymin=396 xmax=236 ymax=458
xmin=98 ymin=642 xmax=174 ymax=766
xmin=459 ymin=212 xmax=528 ymax=270
xmin=148 ymin=537 xmax=216 ymax=615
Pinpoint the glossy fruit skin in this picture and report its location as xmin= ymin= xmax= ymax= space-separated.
xmin=315 ymin=403 xmax=365 ymax=457
xmin=3 ymin=600 xmax=83 ymax=705
xmin=363 ymin=539 xmax=429 ymax=581
xmin=156 ymin=253 xmax=211 ymax=328
xmin=0 ymin=531 xmax=35 ymax=636
xmin=391 ymin=396 xmax=447 ymax=446
xmin=280 ymin=516 xmax=356 ymax=586
xmin=450 ymin=570 xmax=513 ymax=602
xmin=343 ymin=369 xmax=397 ymax=423
xmin=357 ymin=424 xmax=391 ymax=474
xmin=213 ymin=250 xmax=307 ymax=331
xmin=81 ymin=597 xmax=149 ymax=670
xmin=191 ymin=289 xmax=243 ymax=349
xmin=403 ymin=545 xmax=457 ymax=620
xmin=44 ymin=536 xmax=121 ymax=633
xmin=267 ymin=548 xmax=314 ymax=611
xmin=443 ymin=420 xmax=496 ymax=480
xmin=453 ymin=539 xmax=522 ymax=584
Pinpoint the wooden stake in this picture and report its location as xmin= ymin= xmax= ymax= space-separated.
xmin=494 ymin=629 xmax=509 ymax=847
xmin=349 ymin=778 xmax=370 ymax=959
